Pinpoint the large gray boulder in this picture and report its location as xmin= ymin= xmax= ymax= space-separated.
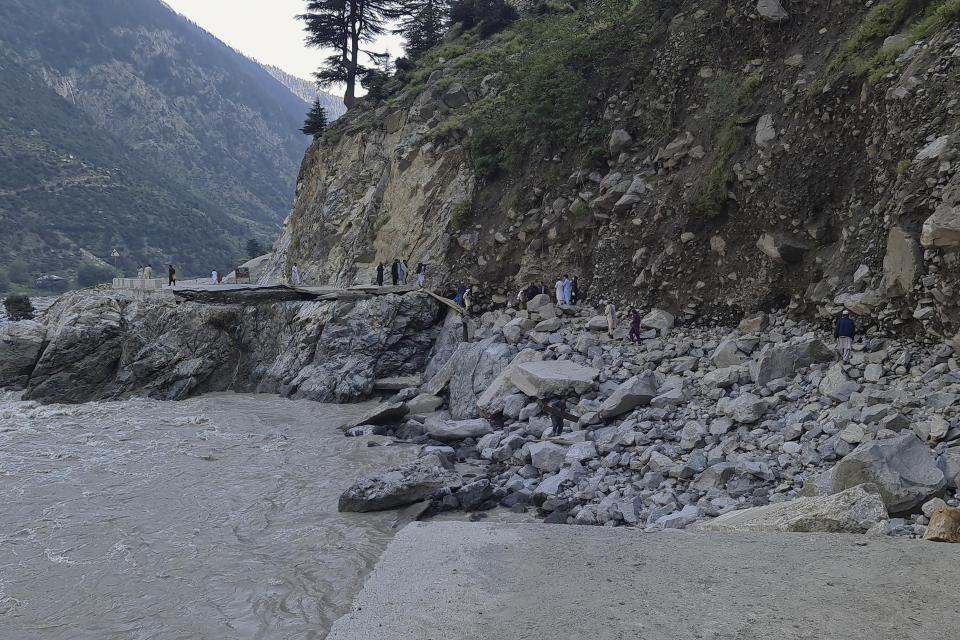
xmin=697 ymin=485 xmax=887 ymax=533
xmin=476 ymin=348 xmax=543 ymax=417
xmin=509 ymin=360 xmax=599 ymax=398
xmin=754 ymin=339 xmax=834 ymax=387
xmin=338 ymin=453 xmax=462 ymax=512
xmin=428 ymin=336 xmax=516 ymax=419
xmin=818 ymin=363 xmax=861 ymax=402
xmin=882 ymin=227 xmax=923 ymax=297
xmin=807 ymin=433 xmax=945 ymax=513
xmin=640 ymin=309 xmax=675 ymax=332
xmin=756 ymin=0 xmax=789 ymax=22
xmin=599 ymin=372 xmax=659 ymax=418
xmin=921 ymin=204 xmax=960 ymax=247
xmin=528 ymin=441 xmax=569 ymax=473
xmin=425 ymin=417 xmax=494 ymax=442
xmin=722 ymin=393 xmax=767 ymax=424
xmin=0 ymin=320 xmax=46 ymax=389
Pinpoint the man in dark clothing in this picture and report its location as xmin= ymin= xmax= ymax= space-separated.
xmin=390 ymin=259 xmax=399 ymax=286
xmin=571 ymin=276 xmax=580 ymax=305
xmin=376 ymin=262 xmax=384 ymax=286
xmin=833 ymin=310 xmax=856 ymax=362
xmin=548 ymin=395 xmax=566 ymax=437
xmin=168 ymin=264 xmax=176 ymax=286
xmin=628 ymin=310 xmax=642 ymax=343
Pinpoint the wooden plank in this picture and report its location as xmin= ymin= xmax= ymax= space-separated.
xmin=420 ymin=289 xmax=467 ymax=316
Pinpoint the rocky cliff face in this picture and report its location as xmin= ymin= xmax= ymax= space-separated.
xmin=0 ymin=289 xmax=441 ymax=404
xmin=265 ymin=0 xmax=960 ymax=348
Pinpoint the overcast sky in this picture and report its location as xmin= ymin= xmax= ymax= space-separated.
xmin=162 ymin=0 xmax=404 ymax=95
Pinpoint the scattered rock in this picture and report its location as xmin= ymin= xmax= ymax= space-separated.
xmin=698 ymin=484 xmax=887 ymax=533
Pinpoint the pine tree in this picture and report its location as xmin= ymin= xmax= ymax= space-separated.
xmin=301 ymin=99 xmax=328 ymax=138
xmin=298 ymin=0 xmax=396 ymax=110
xmin=394 ymin=0 xmax=446 ymax=59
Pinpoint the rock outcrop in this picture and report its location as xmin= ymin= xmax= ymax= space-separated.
xmin=1 ymin=288 xmax=441 ymax=404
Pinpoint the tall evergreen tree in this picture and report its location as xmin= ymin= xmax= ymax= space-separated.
xmin=301 ymin=99 xmax=328 ymax=137
xmin=394 ymin=0 xmax=446 ymax=59
xmin=298 ymin=0 xmax=395 ymax=110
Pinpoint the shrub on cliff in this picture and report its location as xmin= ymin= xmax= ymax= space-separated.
xmin=3 ymin=294 xmax=34 ymax=320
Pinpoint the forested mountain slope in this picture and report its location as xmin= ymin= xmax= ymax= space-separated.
xmin=0 ymin=0 xmax=314 ymax=283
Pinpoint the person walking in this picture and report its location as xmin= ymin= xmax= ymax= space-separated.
xmin=517 ymin=288 xmax=527 ymax=310
xmin=211 ymin=269 xmax=218 ymax=285
xmin=562 ymin=274 xmax=572 ymax=305
xmin=376 ymin=262 xmax=384 ymax=286
xmin=548 ymin=395 xmax=567 ymax=437
xmin=463 ymin=288 xmax=472 ymax=313
xmin=167 ymin=264 xmax=176 ymax=287
xmin=834 ymin=310 xmax=856 ymax=362
xmin=628 ymin=309 xmax=642 ymax=343
xmin=555 ymin=276 xmax=565 ymax=305
xmin=291 ymin=263 xmax=301 ymax=286
xmin=400 ymin=259 xmax=409 ymax=285
xmin=604 ymin=300 xmax=616 ymax=339
xmin=391 ymin=259 xmax=400 ymax=286
xmin=144 ymin=264 xmax=153 ymax=279
xmin=137 ymin=265 xmax=144 ymax=279
xmin=571 ymin=276 xmax=580 ymax=305
xmin=416 ymin=262 xmax=426 ymax=287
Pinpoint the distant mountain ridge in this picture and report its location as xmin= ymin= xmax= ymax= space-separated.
xmin=0 ymin=0 xmax=315 ymax=282
xmin=262 ymin=64 xmax=347 ymax=120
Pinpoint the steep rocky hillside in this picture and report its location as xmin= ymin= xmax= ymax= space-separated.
xmin=266 ymin=0 xmax=960 ymax=348
xmin=0 ymin=0 xmax=310 ymax=247
xmin=261 ymin=64 xmax=347 ymax=120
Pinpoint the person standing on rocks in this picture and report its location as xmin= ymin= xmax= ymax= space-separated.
xmin=137 ymin=265 xmax=144 ymax=279
xmin=144 ymin=264 xmax=153 ymax=279
xmin=291 ymin=263 xmax=301 ymax=286
xmin=376 ymin=262 xmax=384 ymax=286
xmin=548 ymin=395 xmax=567 ymax=437
xmin=562 ymin=275 xmax=572 ymax=305
xmin=571 ymin=276 xmax=580 ymax=305
xmin=834 ymin=310 xmax=856 ymax=362
xmin=400 ymin=259 xmax=409 ymax=285
xmin=391 ymin=259 xmax=400 ymax=286
xmin=555 ymin=276 xmax=565 ymax=304
xmin=211 ymin=269 xmax=218 ymax=285
xmin=628 ymin=309 xmax=642 ymax=343
xmin=517 ymin=288 xmax=527 ymax=310
xmin=416 ymin=262 xmax=426 ymax=287
xmin=167 ymin=264 xmax=176 ymax=287
xmin=604 ymin=300 xmax=616 ymax=339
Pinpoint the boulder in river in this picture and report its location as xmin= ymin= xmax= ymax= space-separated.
xmin=338 ymin=453 xmax=462 ymax=512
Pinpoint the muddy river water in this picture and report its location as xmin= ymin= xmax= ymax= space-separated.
xmin=0 ymin=392 xmax=419 ymax=639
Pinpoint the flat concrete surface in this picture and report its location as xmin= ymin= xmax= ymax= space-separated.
xmin=326 ymin=522 xmax=959 ymax=640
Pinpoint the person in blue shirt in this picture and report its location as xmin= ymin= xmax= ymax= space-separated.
xmin=562 ymin=275 xmax=572 ymax=305
xmin=833 ymin=310 xmax=856 ymax=362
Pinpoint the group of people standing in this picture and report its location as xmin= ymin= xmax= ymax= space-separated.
xmin=376 ymin=259 xmax=426 ymax=287
xmin=554 ymin=275 xmax=579 ymax=306
xmin=136 ymin=264 xmax=176 ymax=286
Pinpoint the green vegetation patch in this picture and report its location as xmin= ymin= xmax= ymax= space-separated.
xmin=811 ymin=0 xmax=960 ymax=93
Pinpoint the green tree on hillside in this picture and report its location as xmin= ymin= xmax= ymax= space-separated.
xmin=246 ymin=237 xmax=265 ymax=258
xmin=298 ymin=0 xmax=397 ymax=109
xmin=301 ymin=99 xmax=328 ymax=138
xmin=394 ymin=0 xmax=446 ymax=59
xmin=76 ymin=260 xmax=115 ymax=287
